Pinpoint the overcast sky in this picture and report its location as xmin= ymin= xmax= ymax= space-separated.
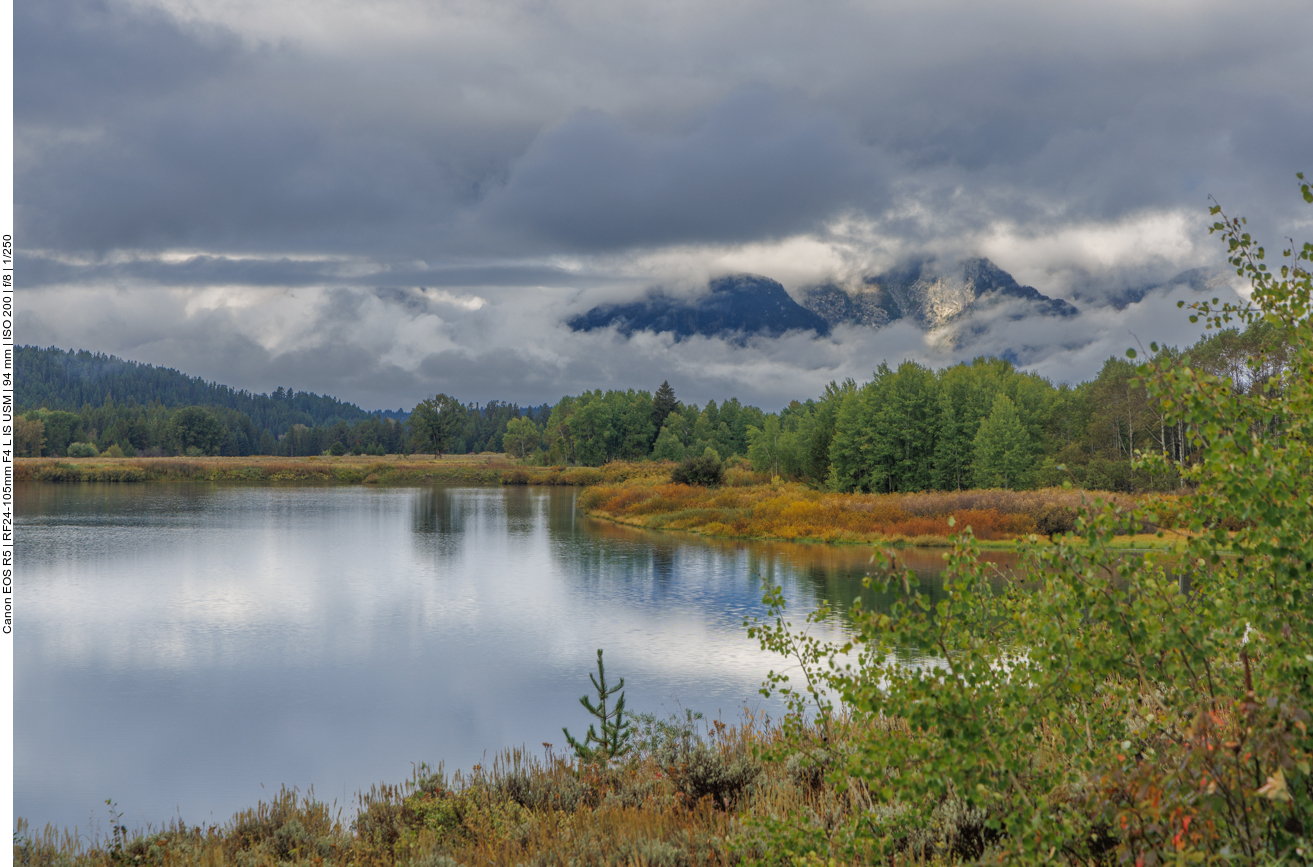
xmin=16 ymin=0 xmax=1313 ymax=411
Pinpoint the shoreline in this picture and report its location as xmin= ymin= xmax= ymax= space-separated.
xmin=17 ymin=456 xmax=1192 ymax=551
xmin=13 ymin=456 xmax=662 ymax=487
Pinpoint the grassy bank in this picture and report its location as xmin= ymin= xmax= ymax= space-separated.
xmin=12 ymin=688 xmax=1259 ymax=867
xmin=580 ymin=478 xmax=1191 ymax=547
xmin=5 ymin=710 xmax=1035 ymax=867
xmin=13 ymin=456 xmax=670 ymax=487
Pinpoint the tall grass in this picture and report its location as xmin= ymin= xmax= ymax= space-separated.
xmin=17 ymin=455 xmax=522 ymax=485
xmin=581 ymin=479 xmax=1170 ymax=544
xmin=15 ymin=456 xmax=680 ymax=487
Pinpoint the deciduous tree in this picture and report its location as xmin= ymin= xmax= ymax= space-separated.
xmin=971 ymin=393 xmax=1029 ymax=489
xmin=409 ymin=393 xmax=465 ymax=458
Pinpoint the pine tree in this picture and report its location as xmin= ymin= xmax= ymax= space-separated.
xmin=650 ymin=381 xmax=680 ymax=450
xmin=562 ymin=649 xmax=633 ymax=764
xmin=972 ymin=393 xmax=1030 ymax=489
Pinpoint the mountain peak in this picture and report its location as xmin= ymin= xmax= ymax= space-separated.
xmin=567 ymin=274 xmax=831 ymax=341
xmin=803 ymin=257 xmax=1078 ymax=329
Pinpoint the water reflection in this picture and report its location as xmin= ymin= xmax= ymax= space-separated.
xmin=16 ymin=483 xmax=984 ymax=836
xmin=578 ymin=518 xmax=1021 ymax=625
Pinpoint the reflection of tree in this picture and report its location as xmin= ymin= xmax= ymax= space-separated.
xmin=412 ymin=489 xmax=467 ymax=539
xmin=565 ymin=505 xmax=1022 ymax=630
xmin=651 ymin=548 xmax=676 ymax=585
xmin=501 ymin=486 xmax=545 ymax=536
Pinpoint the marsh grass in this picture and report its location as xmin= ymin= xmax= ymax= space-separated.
xmin=14 ymin=456 xmax=680 ymax=487
xmin=579 ymin=479 xmax=1177 ymax=544
xmin=16 ymin=708 xmax=1033 ymax=866
xmin=15 ymin=455 xmax=525 ymax=486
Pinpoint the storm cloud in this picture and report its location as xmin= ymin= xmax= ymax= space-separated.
xmin=16 ymin=0 xmax=1313 ymax=410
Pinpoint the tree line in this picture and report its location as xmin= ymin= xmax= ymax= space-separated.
xmin=16 ymin=323 xmax=1289 ymax=493
xmin=745 ymin=321 xmax=1288 ymax=493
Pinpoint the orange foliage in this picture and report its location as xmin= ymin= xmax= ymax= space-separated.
xmin=582 ymin=479 xmax=1169 ymax=544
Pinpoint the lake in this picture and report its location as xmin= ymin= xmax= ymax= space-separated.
xmin=15 ymin=482 xmax=1017 ymax=836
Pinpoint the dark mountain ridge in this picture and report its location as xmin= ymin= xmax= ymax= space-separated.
xmin=568 ymin=274 xmax=832 ymax=341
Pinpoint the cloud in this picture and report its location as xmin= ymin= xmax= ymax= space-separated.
xmin=14 ymin=0 xmax=1312 ymax=408
xmin=475 ymin=87 xmax=888 ymax=251
xmin=14 ymin=251 xmax=1245 ymax=415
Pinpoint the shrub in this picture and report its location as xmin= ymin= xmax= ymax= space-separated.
xmin=326 ymin=441 xmax=347 ymax=456
xmin=66 ymin=442 xmax=98 ymax=458
xmin=666 ymin=743 xmax=761 ymax=811
xmin=1033 ymin=502 xmax=1077 ymax=536
xmin=671 ymin=454 xmax=724 ymax=487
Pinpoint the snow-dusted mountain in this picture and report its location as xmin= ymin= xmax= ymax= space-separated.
xmin=801 ymin=257 xmax=1078 ymax=330
xmin=566 ymin=258 xmax=1229 ymax=344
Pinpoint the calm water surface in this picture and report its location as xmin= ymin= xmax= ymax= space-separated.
xmin=16 ymin=483 xmax=1017 ymax=834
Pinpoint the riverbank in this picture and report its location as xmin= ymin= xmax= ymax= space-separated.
xmin=579 ymin=477 xmax=1191 ymax=548
xmin=13 ymin=455 xmax=669 ymax=487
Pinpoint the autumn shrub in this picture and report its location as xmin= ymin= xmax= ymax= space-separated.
xmin=947 ymin=507 xmax=1035 ymax=539
xmin=1032 ymin=502 xmax=1077 ymax=536
xmin=722 ymin=465 xmax=769 ymax=486
xmin=560 ymin=467 xmax=605 ymax=486
xmin=583 ymin=480 xmax=1098 ymax=543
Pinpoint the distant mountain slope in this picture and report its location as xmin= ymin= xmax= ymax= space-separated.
xmin=16 ymin=346 xmax=401 ymax=433
xmin=1083 ymin=266 xmax=1234 ymax=311
xmin=568 ymin=274 xmax=831 ymax=340
xmin=802 ymin=257 xmax=1078 ymax=329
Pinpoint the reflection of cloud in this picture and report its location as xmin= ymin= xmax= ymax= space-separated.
xmin=21 ymin=486 xmax=832 ymax=687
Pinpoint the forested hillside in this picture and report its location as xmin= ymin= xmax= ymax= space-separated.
xmin=17 ymin=347 xmax=392 ymax=428
xmin=14 ymin=346 xmax=547 ymax=460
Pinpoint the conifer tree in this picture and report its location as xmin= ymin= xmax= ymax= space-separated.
xmin=562 ymin=649 xmax=633 ymax=764
xmin=650 ymin=380 xmax=680 ymax=434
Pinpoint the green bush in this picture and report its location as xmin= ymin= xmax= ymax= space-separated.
xmin=66 ymin=441 xmax=98 ymax=458
xmin=665 ymin=742 xmax=760 ymax=811
xmin=670 ymin=454 xmax=724 ymax=487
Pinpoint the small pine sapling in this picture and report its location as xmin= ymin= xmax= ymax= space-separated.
xmin=562 ymin=649 xmax=633 ymax=764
